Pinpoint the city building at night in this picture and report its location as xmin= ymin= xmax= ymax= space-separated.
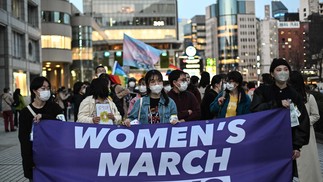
xmin=277 ymin=21 xmax=309 ymax=71
xmin=70 ymin=14 xmax=108 ymax=84
xmin=258 ymin=5 xmax=279 ymax=74
xmin=320 ymin=2 xmax=323 ymax=15
xmin=299 ymin=0 xmax=319 ymax=21
xmin=205 ymin=4 xmax=218 ymax=76
xmin=83 ymin=0 xmax=181 ymax=78
xmin=41 ymin=0 xmax=73 ymax=90
xmin=271 ymin=0 xmax=288 ymax=21
xmin=41 ymin=0 xmax=107 ymax=89
xmin=0 ymin=0 xmax=42 ymax=96
xmin=83 ymin=0 xmax=181 ymax=76
xmin=205 ymin=0 xmax=258 ymax=81
xmin=182 ymin=15 xmax=206 ymax=76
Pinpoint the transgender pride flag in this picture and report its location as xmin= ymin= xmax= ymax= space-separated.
xmin=123 ymin=34 xmax=163 ymax=70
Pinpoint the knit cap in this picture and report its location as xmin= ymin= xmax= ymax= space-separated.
xmin=269 ymin=58 xmax=291 ymax=73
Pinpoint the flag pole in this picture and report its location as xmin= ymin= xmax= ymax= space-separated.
xmin=112 ymin=61 xmax=117 ymax=75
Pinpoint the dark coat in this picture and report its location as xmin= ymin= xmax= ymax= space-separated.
xmin=250 ymin=84 xmax=310 ymax=150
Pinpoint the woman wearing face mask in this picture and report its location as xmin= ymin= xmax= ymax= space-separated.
xmin=250 ymin=58 xmax=310 ymax=181
xmin=127 ymin=78 xmax=147 ymax=115
xmin=210 ymin=71 xmax=251 ymax=118
xmin=201 ymin=75 xmax=223 ymax=120
xmin=18 ymin=76 xmax=64 ymax=181
xmin=187 ymin=75 xmax=202 ymax=105
xmin=124 ymin=70 xmax=178 ymax=126
xmin=163 ymin=81 xmax=171 ymax=93
xmin=126 ymin=77 xmax=138 ymax=104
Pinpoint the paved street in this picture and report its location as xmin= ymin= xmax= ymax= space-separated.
xmin=1 ymin=117 xmax=323 ymax=181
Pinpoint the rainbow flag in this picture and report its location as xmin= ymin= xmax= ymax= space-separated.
xmin=112 ymin=61 xmax=126 ymax=76
xmin=109 ymin=75 xmax=127 ymax=87
xmin=168 ymin=64 xmax=181 ymax=70
xmin=165 ymin=64 xmax=181 ymax=75
xmin=111 ymin=61 xmax=127 ymax=86
xmin=123 ymin=34 xmax=163 ymax=70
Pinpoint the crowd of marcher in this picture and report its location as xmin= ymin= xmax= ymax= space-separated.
xmin=1 ymin=58 xmax=323 ymax=182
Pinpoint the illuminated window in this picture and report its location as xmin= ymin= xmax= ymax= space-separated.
xmin=72 ymin=47 xmax=93 ymax=60
xmin=41 ymin=35 xmax=71 ymax=49
xmin=13 ymin=72 xmax=28 ymax=96
xmin=288 ymin=38 xmax=292 ymax=42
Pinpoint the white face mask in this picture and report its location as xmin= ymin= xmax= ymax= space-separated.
xmin=178 ymin=81 xmax=188 ymax=92
xmin=222 ymin=82 xmax=227 ymax=91
xmin=81 ymin=88 xmax=86 ymax=94
xmin=150 ymin=84 xmax=163 ymax=94
xmin=164 ymin=85 xmax=171 ymax=92
xmin=39 ymin=90 xmax=51 ymax=101
xmin=128 ymin=81 xmax=136 ymax=88
xmin=138 ymin=85 xmax=147 ymax=93
xmin=226 ymin=83 xmax=235 ymax=91
xmin=275 ymin=71 xmax=289 ymax=82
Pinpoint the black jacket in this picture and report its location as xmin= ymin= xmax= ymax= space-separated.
xmin=201 ymin=89 xmax=218 ymax=120
xmin=250 ymin=84 xmax=310 ymax=150
xmin=18 ymin=102 xmax=63 ymax=179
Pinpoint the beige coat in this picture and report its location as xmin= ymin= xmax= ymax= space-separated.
xmin=297 ymin=94 xmax=323 ymax=182
xmin=1 ymin=93 xmax=14 ymax=111
xmin=77 ymin=96 xmax=122 ymax=125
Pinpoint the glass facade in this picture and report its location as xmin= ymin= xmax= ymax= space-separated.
xmin=219 ymin=0 xmax=238 ymax=16
xmin=217 ymin=0 xmax=239 ymax=71
xmin=72 ymin=26 xmax=92 ymax=47
xmin=41 ymin=11 xmax=71 ymax=25
xmin=215 ymin=0 xmax=252 ymax=72
xmin=71 ymin=25 xmax=94 ymax=82
xmin=84 ymin=0 xmax=177 ymax=29
xmin=85 ymin=0 xmax=178 ymax=40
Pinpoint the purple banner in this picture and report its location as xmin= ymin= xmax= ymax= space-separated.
xmin=33 ymin=109 xmax=293 ymax=182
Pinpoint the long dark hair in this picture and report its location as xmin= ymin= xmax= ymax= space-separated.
xmin=73 ymin=81 xmax=83 ymax=94
xmin=205 ymin=75 xmax=222 ymax=95
xmin=30 ymin=76 xmax=51 ymax=102
xmin=226 ymin=71 xmax=247 ymax=103
xmin=89 ymin=78 xmax=110 ymax=99
xmin=13 ymin=88 xmax=21 ymax=102
xmin=199 ymin=71 xmax=210 ymax=88
xmin=145 ymin=70 xmax=169 ymax=106
xmin=289 ymin=71 xmax=307 ymax=103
